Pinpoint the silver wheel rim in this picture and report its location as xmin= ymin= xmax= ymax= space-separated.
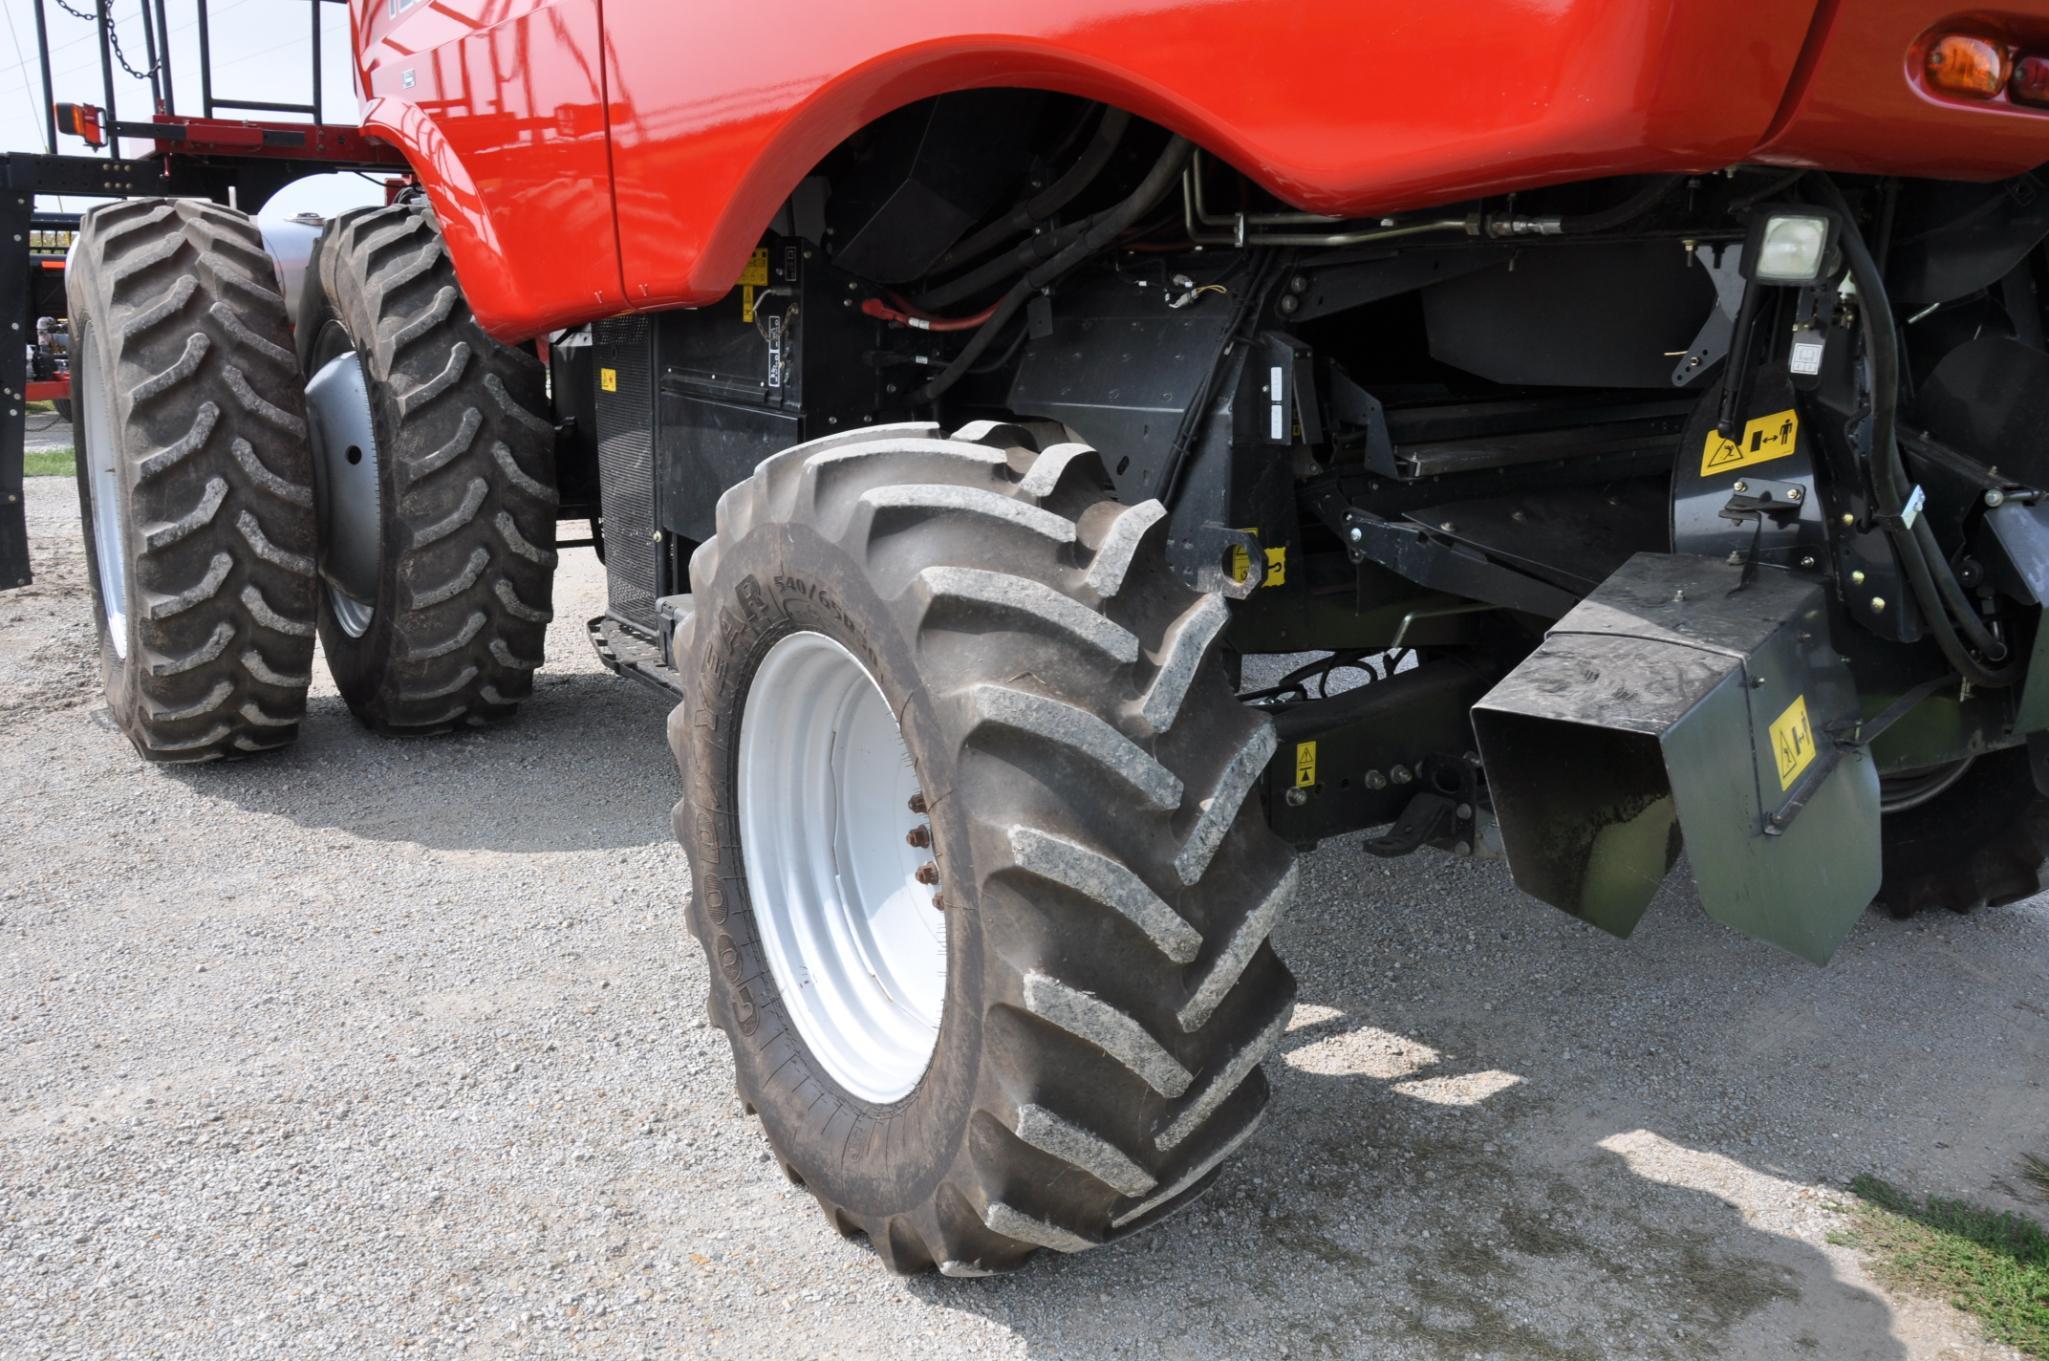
xmin=78 ymin=329 xmax=129 ymax=658
xmin=305 ymin=333 xmax=382 ymax=639
xmin=738 ymin=631 xmax=946 ymax=1103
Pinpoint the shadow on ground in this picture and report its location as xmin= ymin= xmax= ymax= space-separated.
xmin=157 ymin=666 xmax=682 ymax=855
xmin=894 ymin=847 xmax=2048 ymax=1360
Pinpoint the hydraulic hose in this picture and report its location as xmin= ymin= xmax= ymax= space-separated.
xmin=917 ymin=218 xmax=1092 ymax=310
xmin=1812 ymin=176 xmax=2017 ymax=686
xmin=928 ymin=108 xmax=1133 ymax=275
xmin=911 ymin=136 xmax=1194 ymax=406
xmin=1557 ymin=174 xmax=1686 ymax=234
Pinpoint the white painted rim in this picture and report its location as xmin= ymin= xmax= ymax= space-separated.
xmin=77 ymin=328 xmax=128 ymax=659
xmin=738 ymin=630 xmax=946 ymax=1103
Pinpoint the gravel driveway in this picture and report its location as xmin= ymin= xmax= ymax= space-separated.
xmin=3 ymin=475 xmax=2046 ymax=1360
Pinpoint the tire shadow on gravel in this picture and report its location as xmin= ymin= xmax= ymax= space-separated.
xmin=897 ymin=845 xmax=2049 ymax=1361
xmin=158 ymin=670 xmax=681 ymax=855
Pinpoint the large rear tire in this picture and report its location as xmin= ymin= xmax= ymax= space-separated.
xmin=67 ymin=199 xmax=319 ymax=762
xmin=296 ymin=205 xmax=557 ymax=735
xmin=672 ymin=421 xmax=1299 ymax=1275
xmin=1874 ymin=748 xmax=2049 ymax=916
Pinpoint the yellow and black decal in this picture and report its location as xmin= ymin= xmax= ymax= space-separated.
xmin=1768 ymin=693 xmax=1816 ymax=790
xmin=1701 ymin=407 xmax=1800 ymax=477
xmin=739 ymin=247 xmax=770 ymax=323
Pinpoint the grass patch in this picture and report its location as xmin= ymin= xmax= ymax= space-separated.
xmin=1831 ymin=1173 xmax=2049 ymax=1357
xmin=2025 ymin=1156 xmax=2049 ymax=1201
xmin=23 ymin=448 xmax=74 ymax=477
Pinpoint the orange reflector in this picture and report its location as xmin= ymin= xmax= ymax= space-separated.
xmin=1926 ymin=33 xmax=2009 ymax=98
xmin=2013 ymin=54 xmax=2049 ymax=106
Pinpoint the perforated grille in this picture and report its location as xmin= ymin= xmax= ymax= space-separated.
xmin=593 ymin=316 xmax=659 ymax=631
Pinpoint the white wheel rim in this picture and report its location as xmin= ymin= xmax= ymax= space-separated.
xmin=738 ymin=631 xmax=946 ymax=1103
xmin=77 ymin=330 xmax=129 ymax=658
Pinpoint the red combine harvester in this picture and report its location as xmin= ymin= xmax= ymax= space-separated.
xmin=10 ymin=0 xmax=2049 ymax=1277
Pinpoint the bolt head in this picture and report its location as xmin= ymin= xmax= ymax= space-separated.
xmin=1363 ymin=770 xmax=1388 ymax=790
xmin=1283 ymin=787 xmax=1309 ymax=807
xmin=1986 ymin=489 xmax=2008 ymax=508
xmin=1347 ymin=526 xmax=1364 ymax=543
xmin=1870 ymin=595 xmax=1888 ymax=613
xmin=1841 ymin=512 xmax=1857 ymax=527
xmin=1733 ymin=480 xmax=1749 ymax=494
xmin=1798 ymin=555 xmax=1817 ymax=569
xmin=914 ymin=861 xmax=940 ymax=886
xmin=1787 ymin=486 xmax=1805 ymax=502
xmin=1390 ymin=764 xmax=1413 ymax=785
xmin=1851 ymin=569 xmax=1866 ymax=585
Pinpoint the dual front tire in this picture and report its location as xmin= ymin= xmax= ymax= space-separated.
xmin=68 ymin=198 xmax=556 ymax=758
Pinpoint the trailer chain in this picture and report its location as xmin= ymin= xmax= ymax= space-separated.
xmin=50 ymin=0 xmax=163 ymax=84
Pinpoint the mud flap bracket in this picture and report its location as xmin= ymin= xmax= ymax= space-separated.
xmin=1472 ymin=553 xmax=1880 ymax=964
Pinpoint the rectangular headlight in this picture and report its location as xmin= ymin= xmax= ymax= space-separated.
xmin=1752 ymin=213 xmax=1833 ymax=285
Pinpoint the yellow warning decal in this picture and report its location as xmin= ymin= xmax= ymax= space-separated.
xmin=599 ymin=367 xmax=617 ymax=393
xmin=1768 ymin=693 xmax=1816 ymax=790
xmin=741 ymin=284 xmax=757 ymax=324
xmin=1294 ymin=740 xmax=1318 ymax=789
xmin=1702 ymin=407 xmax=1800 ymax=477
xmin=739 ymin=248 xmax=770 ymax=287
xmin=1227 ymin=531 xmax=1287 ymax=588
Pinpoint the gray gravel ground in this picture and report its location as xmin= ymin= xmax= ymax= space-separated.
xmin=3 ymin=473 xmax=2047 ymax=1360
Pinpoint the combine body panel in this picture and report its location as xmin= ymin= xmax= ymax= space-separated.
xmin=358 ymin=0 xmax=2049 ymax=337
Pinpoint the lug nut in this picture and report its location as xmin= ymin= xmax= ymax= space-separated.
xmin=915 ymin=861 xmax=940 ymax=885
xmin=1363 ymin=770 xmax=1388 ymax=790
xmin=931 ymin=894 xmax=946 ymax=913
xmin=1390 ymin=764 xmax=1413 ymax=785
xmin=907 ymin=793 xmax=927 ymax=815
xmin=906 ymin=825 xmax=932 ymax=849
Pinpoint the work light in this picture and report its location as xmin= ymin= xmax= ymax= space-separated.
xmin=1745 ymin=209 xmax=1837 ymax=285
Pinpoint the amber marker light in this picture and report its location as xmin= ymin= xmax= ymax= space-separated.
xmin=1926 ymin=33 xmax=2010 ymax=97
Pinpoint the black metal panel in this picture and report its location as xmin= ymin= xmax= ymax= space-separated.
xmin=0 ymin=189 xmax=27 ymax=589
xmin=1423 ymin=240 xmax=1715 ymax=389
xmin=593 ymin=315 xmax=660 ymax=631
xmin=1006 ymin=272 xmax=1240 ymax=505
xmin=656 ymin=396 xmax=800 ymax=546
xmin=825 ymin=92 xmax=1044 ymax=283
xmin=649 ymin=235 xmax=887 ymax=544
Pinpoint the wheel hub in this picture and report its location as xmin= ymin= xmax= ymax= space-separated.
xmin=305 ymin=329 xmax=383 ymax=638
xmin=738 ymin=631 xmax=945 ymax=1104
